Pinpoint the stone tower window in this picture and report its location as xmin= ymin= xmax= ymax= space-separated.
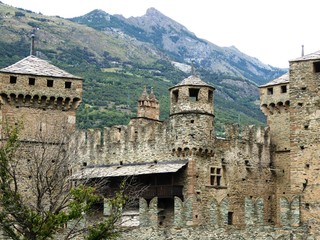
xmin=210 ymin=167 xmax=222 ymax=186
xmin=65 ymin=81 xmax=72 ymax=89
xmin=29 ymin=78 xmax=35 ymax=85
xmin=172 ymin=89 xmax=179 ymax=103
xmin=314 ymin=62 xmax=320 ymax=73
xmin=189 ymin=88 xmax=199 ymax=101
xmin=10 ymin=76 xmax=17 ymax=84
xmin=228 ymin=212 xmax=233 ymax=225
xmin=208 ymin=90 xmax=213 ymax=102
xmin=47 ymin=79 xmax=54 ymax=87
xmin=281 ymin=85 xmax=287 ymax=93
xmin=267 ymin=87 xmax=273 ymax=95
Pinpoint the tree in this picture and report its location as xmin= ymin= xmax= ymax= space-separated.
xmin=0 ymin=123 xmax=126 ymax=240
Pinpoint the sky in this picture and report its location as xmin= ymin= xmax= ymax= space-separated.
xmin=1 ymin=0 xmax=320 ymax=68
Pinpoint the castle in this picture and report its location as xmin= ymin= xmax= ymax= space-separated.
xmin=1 ymin=50 xmax=320 ymax=239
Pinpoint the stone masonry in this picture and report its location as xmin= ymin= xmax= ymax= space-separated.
xmin=2 ymin=50 xmax=320 ymax=239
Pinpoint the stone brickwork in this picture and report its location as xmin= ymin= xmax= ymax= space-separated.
xmin=3 ymin=51 xmax=320 ymax=239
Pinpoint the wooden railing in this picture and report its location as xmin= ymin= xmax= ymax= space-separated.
xmin=141 ymin=185 xmax=183 ymax=198
xmin=104 ymin=185 xmax=183 ymax=199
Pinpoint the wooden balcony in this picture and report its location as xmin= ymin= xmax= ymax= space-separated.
xmin=104 ymin=185 xmax=183 ymax=199
xmin=141 ymin=185 xmax=183 ymax=199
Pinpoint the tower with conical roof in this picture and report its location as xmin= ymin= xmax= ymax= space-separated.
xmin=169 ymin=75 xmax=215 ymax=155
xmin=0 ymin=55 xmax=82 ymax=140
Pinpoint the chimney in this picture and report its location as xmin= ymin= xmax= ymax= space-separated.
xmin=301 ymin=45 xmax=304 ymax=57
xmin=30 ymin=33 xmax=35 ymax=56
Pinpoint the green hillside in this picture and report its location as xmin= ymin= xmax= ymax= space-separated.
xmin=0 ymin=3 xmax=283 ymax=135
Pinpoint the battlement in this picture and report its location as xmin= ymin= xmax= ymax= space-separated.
xmin=76 ymin=119 xmax=175 ymax=165
xmin=0 ymin=72 xmax=82 ymax=110
xmin=223 ymin=124 xmax=270 ymax=145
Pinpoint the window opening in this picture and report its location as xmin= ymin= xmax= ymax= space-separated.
xmin=65 ymin=81 xmax=72 ymax=88
xmin=47 ymin=79 xmax=54 ymax=87
xmin=281 ymin=85 xmax=287 ymax=93
xmin=29 ymin=78 xmax=35 ymax=85
xmin=228 ymin=212 xmax=233 ymax=225
xmin=314 ymin=62 xmax=320 ymax=73
xmin=189 ymin=88 xmax=200 ymax=101
xmin=208 ymin=90 xmax=213 ymax=102
xmin=267 ymin=87 xmax=273 ymax=95
xmin=10 ymin=76 xmax=17 ymax=84
xmin=172 ymin=90 xmax=179 ymax=103
xmin=210 ymin=167 xmax=222 ymax=186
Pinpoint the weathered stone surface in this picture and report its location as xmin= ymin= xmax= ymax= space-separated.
xmin=3 ymin=50 xmax=320 ymax=239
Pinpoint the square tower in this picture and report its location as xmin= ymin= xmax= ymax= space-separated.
xmin=0 ymin=55 xmax=82 ymax=140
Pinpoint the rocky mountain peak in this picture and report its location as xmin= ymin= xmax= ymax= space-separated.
xmin=127 ymin=7 xmax=190 ymax=34
xmin=145 ymin=7 xmax=163 ymax=17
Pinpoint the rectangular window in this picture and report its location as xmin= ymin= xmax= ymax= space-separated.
xmin=29 ymin=78 xmax=35 ymax=85
xmin=210 ymin=167 xmax=222 ymax=186
xmin=281 ymin=85 xmax=287 ymax=93
xmin=189 ymin=88 xmax=199 ymax=101
xmin=314 ymin=62 xmax=320 ymax=73
xmin=228 ymin=212 xmax=233 ymax=225
xmin=267 ymin=87 xmax=273 ymax=95
xmin=10 ymin=76 xmax=17 ymax=84
xmin=65 ymin=81 xmax=72 ymax=89
xmin=172 ymin=90 xmax=179 ymax=103
xmin=208 ymin=90 xmax=213 ymax=102
xmin=47 ymin=79 xmax=54 ymax=87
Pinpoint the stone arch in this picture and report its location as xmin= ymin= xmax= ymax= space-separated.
xmin=184 ymin=147 xmax=190 ymax=156
xmin=290 ymin=196 xmax=300 ymax=226
xmin=40 ymin=95 xmax=47 ymax=105
xmin=255 ymin=197 xmax=264 ymax=224
xmin=245 ymin=197 xmax=254 ymax=225
xmin=72 ymin=97 xmax=81 ymax=110
xmin=280 ymin=197 xmax=290 ymax=226
xmin=32 ymin=95 xmax=39 ymax=105
xmin=209 ymin=198 xmax=219 ymax=225
xmin=171 ymin=148 xmax=176 ymax=156
xmin=25 ymin=94 xmax=32 ymax=104
xmin=0 ymin=93 xmax=8 ymax=104
xmin=9 ymin=93 xmax=16 ymax=103
xmin=277 ymin=101 xmax=283 ymax=106
xmin=56 ymin=96 xmax=63 ymax=106
xmin=17 ymin=94 xmax=24 ymax=104
xmin=219 ymin=197 xmax=229 ymax=225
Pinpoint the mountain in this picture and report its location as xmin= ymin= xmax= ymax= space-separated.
xmin=72 ymin=8 xmax=285 ymax=85
xmin=0 ymin=3 xmax=287 ymax=134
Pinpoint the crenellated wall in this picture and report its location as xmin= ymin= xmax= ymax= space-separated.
xmin=113 ymin=195 xmax=311 ymax=240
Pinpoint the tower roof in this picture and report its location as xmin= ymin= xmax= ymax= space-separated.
xmin=170 ymin=75 xmax=214 ymax=90
xmin=259 ymin=73 xmax=289 ymax=88
xmin=290 ymin=50 xmax=320 ymax=62
xmin=149 ymin=87 xmax=158 ymax=102
xmin=138 ymin=86 xmax=149 ymax=101
xmin=0 ymin=55 xmax=82 ymax=79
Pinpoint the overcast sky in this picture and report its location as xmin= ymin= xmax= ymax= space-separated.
xmin=2 ymin=0 xmax=320 ymax=68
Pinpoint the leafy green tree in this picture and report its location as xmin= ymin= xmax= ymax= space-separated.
xmin=0 ymin=126 xmax=126 ymax=240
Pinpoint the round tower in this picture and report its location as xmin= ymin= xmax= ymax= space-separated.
xmin=169 ymin=75 xmax=215 ymax=155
